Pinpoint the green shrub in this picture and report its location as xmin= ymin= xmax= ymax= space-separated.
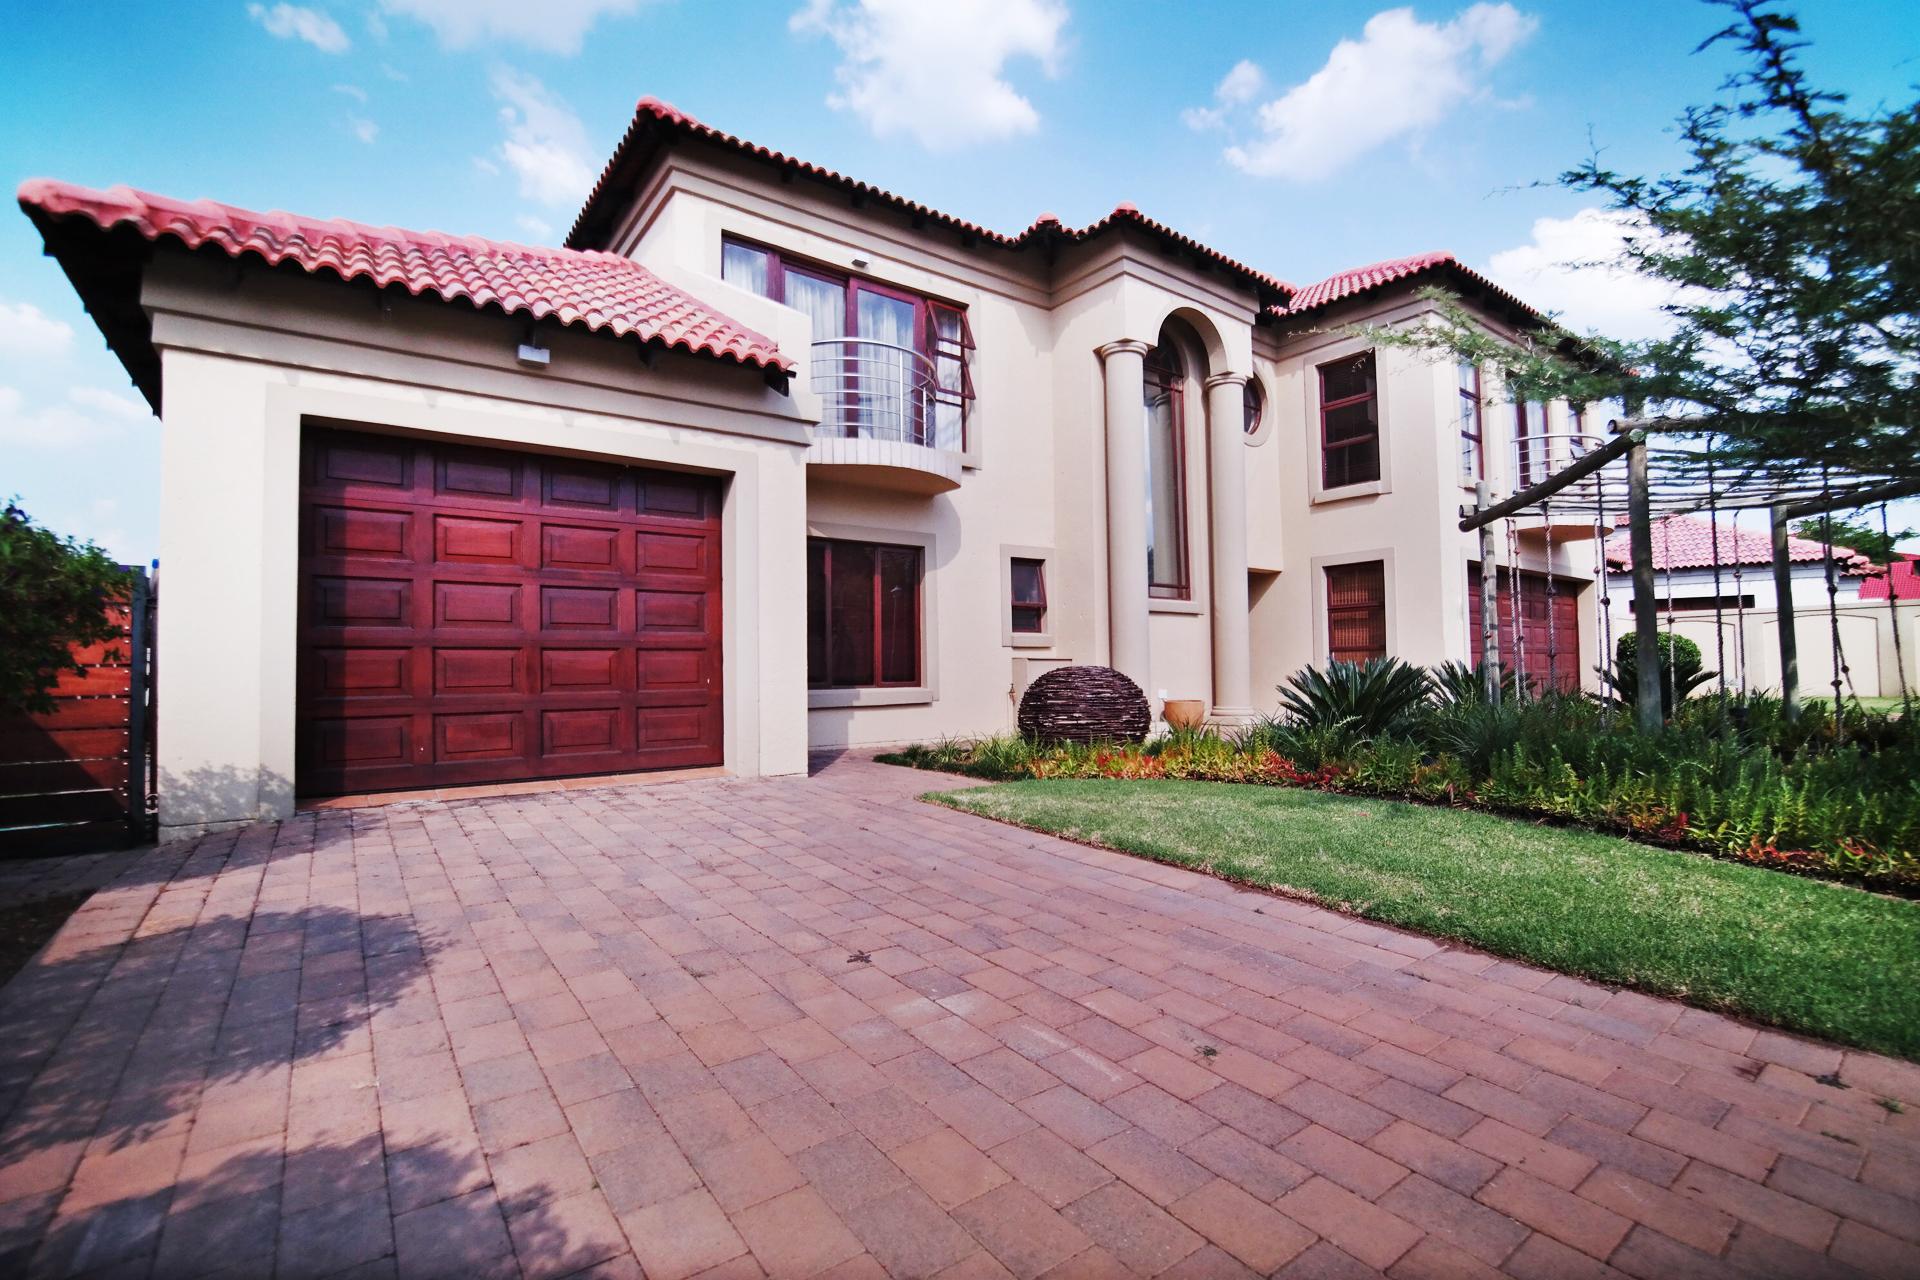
xmin=1278 ymin=658 xmax=1432 ymax=738
xmin=1605 ymin=631 xmax=1716 ymax=715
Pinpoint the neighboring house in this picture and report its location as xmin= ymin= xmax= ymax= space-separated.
xmin=18 ymin=97 xmax=1595 ymax=838
xmin=1601 ymin=513 xmax=1919 ymax=698
xmin=1859 ymin=552 xmax=1920 ymax=603
xmin=1602 ymin=512 xmax=1873 ymax=614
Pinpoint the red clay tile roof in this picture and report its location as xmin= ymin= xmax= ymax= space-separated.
xmin=1281 ymin=251 xmax=1543 ymax=320
xmin=17 ymin=178 xmax=791 ymax=385
xmin=1859 ymin=553 xmax=1920 ymax=601
xmin=1604 ymin=513 xmax=1872 ymax=573
xmin=568 ymin=98 xmax=1294 ymax=300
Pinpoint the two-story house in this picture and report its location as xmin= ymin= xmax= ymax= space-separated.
xmin=18 ymin=97 xmax=1594 ymax=839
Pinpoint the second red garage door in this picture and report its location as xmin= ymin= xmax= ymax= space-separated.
xmin=296 ymin=427 xmax=723 ymax=795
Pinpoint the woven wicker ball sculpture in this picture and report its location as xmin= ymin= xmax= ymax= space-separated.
xmin=1018 ymin=665 xmax=1151 ymax=745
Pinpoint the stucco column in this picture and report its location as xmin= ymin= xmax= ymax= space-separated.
xmin=1204 ymin=371 xmax=1256 ymax=725
xmin=1098 ymin=339 xmax=1153 ymax=690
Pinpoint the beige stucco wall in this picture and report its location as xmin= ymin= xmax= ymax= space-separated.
xmin=143 ymin=251 xmax=814 ymax=838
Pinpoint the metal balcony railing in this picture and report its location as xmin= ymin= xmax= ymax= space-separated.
xmin=810 ymin=337 xmax=960 ymax=451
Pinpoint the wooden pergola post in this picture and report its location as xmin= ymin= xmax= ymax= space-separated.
xmin=1771 ymin=504 xmax=1800 ymax=722
xmin=1624 ymin=430 xmax=1664 ymax=733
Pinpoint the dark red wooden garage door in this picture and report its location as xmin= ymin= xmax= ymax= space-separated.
xmin=296 ymin=427 xmax=722 ymax=795
xmin=1468 ymin=564 xmax=1583 ymax=693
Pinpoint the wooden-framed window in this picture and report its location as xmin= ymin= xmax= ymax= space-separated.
xmin=806 ymin=538 xmax=922 ymax=688
xmin=1325 ymin=561 xmax=1387 ymax=664
xmin=1009 ymin=557 xmax=1047 ymax=634
xmin=1242 ymin=377 xmax=1264 ymax=437
xmin=1144 ymin=340 xmax=1190 ymax=599
xmin=721 ymin=235 xmax=973 ymax=449
xmin=1318 ymin=352 xmax=1380 ymax=489
xmin=1457 ymin=361 xmax=1483 ymax=478
xmin=1515 ymin=400 xmax=1549 ymax=487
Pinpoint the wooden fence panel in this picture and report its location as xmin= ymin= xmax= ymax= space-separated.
xmin=0 ymin=571 xmax=153 ymax=855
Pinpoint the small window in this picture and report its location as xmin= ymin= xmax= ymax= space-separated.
xmin=1457 ymin=361 xmax=1483 ymax=479
xmin=1319 ymin=352 xmax=1380 ymax=489
xmin=1242 ymin=378 xmax=1264 ymax=437
xmin=1326 ymin=561 xmax=1387 ymax=664
xmin=1010 ymin=557 xmax=1047 ymax=634
xmin=807 ymin=538 xmax=922 ymax=688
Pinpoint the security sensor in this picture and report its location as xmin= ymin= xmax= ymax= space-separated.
xmin=516 ymin=343 xmax=551 ymax=368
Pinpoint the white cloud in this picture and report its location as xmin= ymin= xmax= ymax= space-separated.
xmin=0 ymin=300 xmax=73 ymax=357
xmin=490 ymin=68 xmax=595 ymax=207
xmin=331 ymin=82 xmax=368 ymax=103
xmin=1482 ymin=207 xmax=1686 ymax=341
xmin=0 ymin=385 xmax=148 ymax=452
xmin=1224 ymin=3 xmax=1536 ymax=180
xmin=1182 ymin=58 xmax=1265 ymax=132
xmin=379 ymin=0 xmax=642 ymax=55
xmin=247 ymin=3 xmax=351 ymax=54
xmin=350 ymin=116 xmax=380 ymax=144
xmin=515 ymin=214 xmax=555 ymax=241
xmin=67 ymin=387 xmax=152 ymax=420
xmin=791 ymin=0 xmax=1068 ymax=149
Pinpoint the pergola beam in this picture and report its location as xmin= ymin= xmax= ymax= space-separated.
xmin=1457 ymin=426 xmax=1641 ymax=532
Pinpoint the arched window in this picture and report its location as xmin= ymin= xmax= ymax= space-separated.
xmin=1144 ymin=340 xmax=1189 ymax=599
xmin=1243 ymin=377 xmax=1265 ymax=437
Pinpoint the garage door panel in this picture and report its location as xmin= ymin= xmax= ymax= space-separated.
xmin=312 ymin=648 xmax=412 ymax=699
xmin=434 ymin=649 xmax=522 ymax=696
xmin=435 ymin=711 xmax=523 ymax=762
xmin=312 ymin=435 xmax=412 ymax=490
xmin=436 ymin=449 xmax=523 ymax=502
xmin=435 ymin=581 xmax=522 ymax=628
xmin=316 ymin=506 xmax=413 ymax=559
xmin=541 ymin=707 xmax=624 ymax=756
xmin=541 ymin=649 xmax=623 ymax=692
xmin=541 ymin=586 xmax=621 ymax=631
xmin=543 ymin=524 xmax=623 ymax=572
xmin=435 ymin=515 xmax=522 ymax=564
xmin=544 ymin=462 xmax=624 ymax=510
xmin=299 ymin=428 xmax=722 ymax=795
xmin=313 ymin=716 xmax=414 ymax=770
xmin=315 ymin=576 xmax=412 ymax=627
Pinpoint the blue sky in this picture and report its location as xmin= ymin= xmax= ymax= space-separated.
xmin=4 ymin=0 xmax=1917 ymax=562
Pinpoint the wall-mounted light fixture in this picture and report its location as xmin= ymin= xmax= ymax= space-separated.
xmin=515 ymin=342 xmax=551 ymax=368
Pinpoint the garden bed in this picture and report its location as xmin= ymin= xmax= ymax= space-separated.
xmin=927 ymin=778 xmax=1920 ymax=1058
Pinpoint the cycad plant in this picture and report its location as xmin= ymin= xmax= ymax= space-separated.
xmin=1278 ymin=658 xmax=1432 ymax=739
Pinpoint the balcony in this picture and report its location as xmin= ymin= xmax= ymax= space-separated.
xmin=804 ymin=337 xmax=963 ymax=494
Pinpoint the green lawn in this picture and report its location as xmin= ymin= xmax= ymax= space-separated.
xmin=932 ymin=779 xmax=1920 ymax=1058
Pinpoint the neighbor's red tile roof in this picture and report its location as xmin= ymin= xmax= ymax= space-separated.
xmin=1604 ymin=513 xmax=1872 ymax=573
xmin=1859 ymin=553 xmax=1920 ymax=601
xmin=568 ymin=98 xmax=1295 ymax=299
xmin=1281 ymin=251 xmax=1543 ymax=320
xmin=17 ymin=178 xmax=790 ymax=375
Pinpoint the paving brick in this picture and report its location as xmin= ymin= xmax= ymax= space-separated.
xmin=1633 ymin=1110 xmax=1776 ymax=1182
xmin=393 ymin=1188 xmax=517 ymax=1280
xmin=988 ymin=1128 xmax=1114 ymax=1209
xmin=1765 ymin=1153 xmax=1917 ymax=1243
xmin=1379 ymin=1172 xmax=1527 ymax=1267
xmin=892 ymin=1128 xmax=1009 ymax=1209
xmin=731 ymin=1187 xmax=864 ymax=1278
xmin=618 ymin=1188 xmax=748 ymax=1280
xmin=1017 ymin=1085 xmax=1130 ymax=1150
xmin=841 ymin=1185 xmax=980 ymax=1277
xmin=952 ymin=1182 xmax=1095 ymax=1280
xmin=1574 ymin=1164 xmax=1734 ymax=1257
xmin=1459 ymin=1119 xmax=1595 ymax=1191
xmin=1475 ymin=1167 xmax=1631 ymax=1261
xmin=1168 ymin=1178 xmax=1317 ymax=1275
xmin=1059 ymin=1180 xmax=1203 ymax=1276
xmin=791 ymin=1133 xmax=910 ymax=1213
xmin=1280 ymin=1123 xmax=1410 ymax=1198
xmin=1277 ymin=1175 xmax=1424 ymax=1271
xmin=1086 ymin=1127 xmax=1213 ymax=1206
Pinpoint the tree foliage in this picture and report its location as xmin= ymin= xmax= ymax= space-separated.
xmin=0 ymin=502 xmax=131 ymax=716
xmin=1791 ymin=514 xmax=1915 ymax=565
xmin=1370 ymin=0 xmax=1919 ymax=489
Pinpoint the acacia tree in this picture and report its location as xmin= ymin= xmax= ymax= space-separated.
xmin=1375 ymin=0 xmax=1919 ymax=490
xmin=1791 ymin=515 xmax=1915 ymax=565
xmin=0 ymin=503 xmax=131 ymax=716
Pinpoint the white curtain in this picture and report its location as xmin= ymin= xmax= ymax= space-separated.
xmin=857 ymin=290 xmax=917 ymax=443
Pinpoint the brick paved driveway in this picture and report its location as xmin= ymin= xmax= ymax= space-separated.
xmin=2 ymin=755 xmax=1916 ymax=1279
